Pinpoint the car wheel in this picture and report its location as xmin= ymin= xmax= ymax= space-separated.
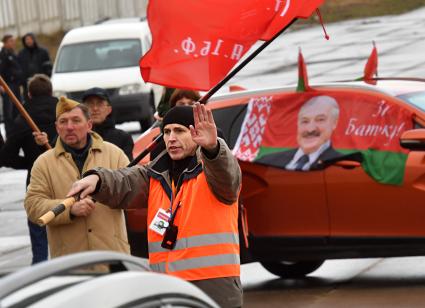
xmin=260 ymin=260 xmax=324 ymax=278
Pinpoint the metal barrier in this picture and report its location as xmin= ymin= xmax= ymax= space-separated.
xmin=0 ymin=0 xmax=148 ymax=36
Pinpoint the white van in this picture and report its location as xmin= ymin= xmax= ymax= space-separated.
xmin=51 ymin=18 xmax=161 ymax=131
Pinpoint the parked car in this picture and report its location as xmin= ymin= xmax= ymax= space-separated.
xmin=51 ymin=18 xmax=162 ymax=131
xmin=129 ymin=78 xmax=425 ymax=278
xmin=0 ymin=251 xmax=218 ymax=308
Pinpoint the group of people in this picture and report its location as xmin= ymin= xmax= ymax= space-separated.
xmin=0 ymin=66 xmax=243 ymax=306
xmin=0 ymin=33 xmax=52 ymax=138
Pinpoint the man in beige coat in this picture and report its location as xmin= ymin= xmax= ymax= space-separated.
xmin=25 ymin=96 xmax=130 ymax=258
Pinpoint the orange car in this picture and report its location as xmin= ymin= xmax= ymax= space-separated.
xmin=129 ymin=78 xmax=425 ymax=278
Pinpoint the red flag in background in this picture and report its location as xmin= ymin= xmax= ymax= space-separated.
xmin=296 ymin=48 xmax=312 ymax=92
xmin=260 ymin=0 xmax=325 ymax=40
xmin=140 ymin=0 xmax=326 ymax=91
xmin=363 ymin=42 xmax=378 ymax=85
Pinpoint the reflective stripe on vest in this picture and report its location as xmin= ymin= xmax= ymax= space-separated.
xmin=148 ymin=232 xmax=239 ymax=253
xmin=168 ymin=253 xmax=240 ymax=272
xmin=147 ymin=171 xmax=240 ymax=280
xmin=150 ymin=262 xmax=166 ymax=272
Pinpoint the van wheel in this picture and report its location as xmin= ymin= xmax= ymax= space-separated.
xmin=260 ymin=260 xmax=324 ymax=278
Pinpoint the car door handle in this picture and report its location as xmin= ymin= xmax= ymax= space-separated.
xmin=334 ymin=160 xmax=362 ymax=169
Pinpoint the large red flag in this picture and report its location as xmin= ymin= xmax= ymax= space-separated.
xmin=140 ymin=0 xmax=325 ymax=91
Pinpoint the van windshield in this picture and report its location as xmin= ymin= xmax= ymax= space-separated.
xmin=55 ymin=39 xmax=142 ymax=73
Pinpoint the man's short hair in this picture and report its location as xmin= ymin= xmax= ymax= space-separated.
xmin=169 ymin=89 xmax=201 ymax=108
xmin=28 ymin=74 xmax=52 ymax=97
xmin=299 ymin=95 xmax=340 ymax=120
xmin=75 ymin=104 xmax=91 ymax=120
xmin=1 ymin=34 xmax=13 ymax=44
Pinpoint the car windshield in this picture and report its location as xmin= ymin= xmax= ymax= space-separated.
xmin=397 ymin=91 xmax=425 ymax=112
xmin=55 ymin=39 xmax=142 ymax=73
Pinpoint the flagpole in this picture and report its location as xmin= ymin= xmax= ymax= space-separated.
xmin=0 ymin=75 xmax=52 ymax=150
xmin=128 ymin=19 xmax=298 ymax=166
xmin=199 ymin=19 xmax=297 ymax=104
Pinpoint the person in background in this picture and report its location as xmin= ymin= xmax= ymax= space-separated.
xmin=0 ymin=74 xmax=57 ymax=264
xmin=18 ymin=33 xmax=52 ymax=103
xmin=81 ymin=87 xmax=134 ymax=160
xmin=0 ymin=130 xmax=4 ymax=149
xmin=25 ymin=97 xmax=130 ymax=260
xmin=67 ymin=104 xmax=243 ymax=307
xmin=154 ymin=87 xmax=176 ymax=121
xmin=169 ymin=89 xmax=201 ymax=108
xmin=0 ymin=34 xmax=23 ymax=138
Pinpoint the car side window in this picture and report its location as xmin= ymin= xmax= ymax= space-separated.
xmin=212 ymin=104 xmax=247 ymax=149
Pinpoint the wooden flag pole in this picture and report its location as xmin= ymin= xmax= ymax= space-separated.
xmin=0 ymin=75 xmax=51 ymax=150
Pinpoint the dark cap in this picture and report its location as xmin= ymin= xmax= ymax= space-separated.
xmin=81 ymin=87 xmax=110 ymax=104
xmin=162 ymin=106 xmax=194 ymax=130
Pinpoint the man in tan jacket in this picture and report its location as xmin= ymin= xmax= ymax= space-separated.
xmin=25 ymin=96 xmax=130 ymax=258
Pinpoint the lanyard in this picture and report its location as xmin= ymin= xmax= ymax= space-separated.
xmin=168 ymin=180 xmax=180 ymax=222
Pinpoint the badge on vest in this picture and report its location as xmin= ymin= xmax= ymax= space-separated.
xmin=149 ymin=208 xmax=170 ymax=236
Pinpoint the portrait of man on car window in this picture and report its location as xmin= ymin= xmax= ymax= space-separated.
xmin=257 ymin=95 xmax=345 ymax=171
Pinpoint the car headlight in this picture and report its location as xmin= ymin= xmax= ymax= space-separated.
xmin=53 ymin=90 xmax=67 ymax=97
xmin=118 ymin=83 xmax=150 ymax=95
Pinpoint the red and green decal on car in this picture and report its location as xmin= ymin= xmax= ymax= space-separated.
xmin=233 ymin=90 xmax=413 ymax=185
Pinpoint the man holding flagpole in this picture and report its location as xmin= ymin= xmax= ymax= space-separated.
xmin=67 ymin=104 xmax=243 ymax=307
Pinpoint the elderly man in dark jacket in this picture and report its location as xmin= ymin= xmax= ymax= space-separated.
xmin=81 ymin=87 xmax=134 ymax=160
xmin=0 ymin=74 xmax=57 ymax=264
xmin=18 ymin=33 xmax=52 ymax=103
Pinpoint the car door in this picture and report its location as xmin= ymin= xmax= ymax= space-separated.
xmin=212 ymin=98 xmax=329 ymax=238
xmin=324 ymin=89 xmax=425 ymax=237
xmin=240 ymin=161 xmax=329 ymax=237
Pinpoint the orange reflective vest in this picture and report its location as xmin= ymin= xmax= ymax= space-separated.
xmin=147 ymin=168 xmax=240 ymax=281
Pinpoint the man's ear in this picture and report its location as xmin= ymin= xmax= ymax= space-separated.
xmin=106 ymin=105 xmax=112 ymax=116
xmin=87 ymin=119 xmax=93 ymax=130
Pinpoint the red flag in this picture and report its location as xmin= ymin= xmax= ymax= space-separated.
xmin=261 ymin=0 xmax=325 ymax=40
xmin=229 ymin=85 xmax=247 ymax=92
xmin=363 ymin=42 xmax=378 ymax=85
xmin=296 ymin=48 xmax=312 ymax=92
xmin=140 ymin=0 xmax=326 ymax=91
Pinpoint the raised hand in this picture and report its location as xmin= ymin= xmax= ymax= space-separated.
xmin=189 ymin=103 xmax=217 ymax=151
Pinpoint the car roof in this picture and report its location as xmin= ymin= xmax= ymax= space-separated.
xmin=61 ymin=21 xmax=150 ymax=44
xmin=96 ymin=17 xmax=147 ymax=24
xmin=209 ymin=78 xmax=425 ymax=103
